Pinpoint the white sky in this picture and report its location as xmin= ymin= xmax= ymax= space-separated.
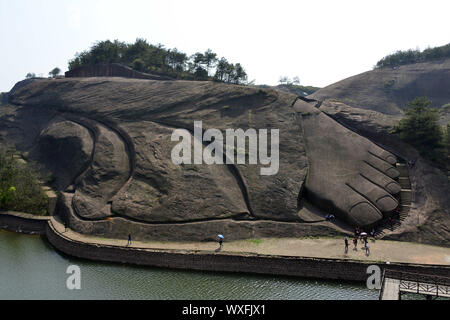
xmin=1 ymin=0 xmax=449 ymax=92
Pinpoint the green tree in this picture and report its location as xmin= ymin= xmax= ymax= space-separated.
xmin=224 ymin=62 xmax=235 ymax=83
xmin=279 ymin=76 xmax=289 ymax=85
xmin=25 ymin=72 xmax=36 ymax=79
xmin=194 ymin=66 xmax=208 ymax=80
xmin=67 ymin=38 xmax=248 ymax=83
xmin=89 ymin=40 xmax=127 ymax=64
xmin=0 ymin=146 xmax=48 ymax=215
xmin=203 ymin=49 xmax=217 ymax=76
xmin=124 ymin=38 xmax=151 ymax=63
xmin=214 ymin=57 xmax=228 ymax=82
xmin=132 ymin=58 xmax=145 ymax=72
xmin=393 ymin=97 xmax=445 ymax=162
xmin=191 ymin=52 xmax=206 ymax=71
xmin=233 ymin=63 xmax=247 ymax=84
xmin=167 ymin=48 xmax=187 ymax=76
xmin=49 ymin=67 xmax=61 ymax=78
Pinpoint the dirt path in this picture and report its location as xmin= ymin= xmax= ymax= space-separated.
xmin=52 ymin=219 xmax=450 ymax=266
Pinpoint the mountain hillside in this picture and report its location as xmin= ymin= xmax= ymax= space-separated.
xmin=309 ymin=58 xmax=450 ymax=115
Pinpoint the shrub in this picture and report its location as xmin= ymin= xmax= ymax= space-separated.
xmin=0 ymin=145 xmax=48 ymax=215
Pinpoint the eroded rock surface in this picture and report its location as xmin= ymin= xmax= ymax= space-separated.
xmin=1 ymin=77 xmax=446 ymax=243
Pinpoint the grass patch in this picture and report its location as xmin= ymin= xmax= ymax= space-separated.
xmin=248 ymin=239 xmax=262 ymax=245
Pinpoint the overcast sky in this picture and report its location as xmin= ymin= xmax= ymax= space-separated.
xmin=1 ymin=0 xmax=449 ymax=92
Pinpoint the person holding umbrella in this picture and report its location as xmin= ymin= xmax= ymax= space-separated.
xmin=360 ymin=232 xmax=368 ymax=245
xmin=218 ymin=234 xmax=224 ymax=251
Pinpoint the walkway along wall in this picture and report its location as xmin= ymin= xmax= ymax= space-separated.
xmin=1 ymin=211 xmax=449 ymax=281
xmin=44 ymin=218 xmax=450 ymax=281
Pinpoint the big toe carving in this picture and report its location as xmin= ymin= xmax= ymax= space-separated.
xmin=346 ymin=174 xmax=398 ymax=213
xmin=297 ymin=100 xmax=400 ymax=227
xmin=348 ymin=201 xmax=383 ymax=227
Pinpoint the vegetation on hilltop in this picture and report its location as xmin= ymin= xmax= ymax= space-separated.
xmin=392 ymin=97 xmax=449 ymax=167
xmin=68 ymin=39 xmax=248 ymax=84
xmin=0 ymin=146 xmax=49 ymax=215
xmin=375 ymin=43 xmax=450 ymax=68
xmin=49 ymin=67 xmax=61 ymax=78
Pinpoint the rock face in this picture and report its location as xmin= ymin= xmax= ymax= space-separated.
xmin=0 ymin=77 xmax=448 ymax=244
xmin=310 ymin=59 xmax=450 ymax=115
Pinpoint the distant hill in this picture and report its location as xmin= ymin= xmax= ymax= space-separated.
xmin=375 ymin=43 xmax=450 ymax=68
xmin=309 ymin=58 xmax=450 ymax=115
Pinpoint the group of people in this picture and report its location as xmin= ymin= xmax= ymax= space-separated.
xmin=344 ymin=227 xmax=375 ymax=256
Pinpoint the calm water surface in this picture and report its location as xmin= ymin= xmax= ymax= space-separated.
xmin=0 ymin=231 xmax=426 ymax=300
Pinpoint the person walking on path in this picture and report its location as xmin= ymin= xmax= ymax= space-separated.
xmin=127 ymin=234 xmax=132 ymax=247
xmin=353 ymin=237 xmax=358 ymax=251
xmin=344 ymin=237 xmax=349 ymax=254
xmin=363 ymin=233 xmax=368 ymax=245
xmin=217 ymin=234 xmax=224 ymax=251
xmin=365 ymin=241 xmax=370 ymax=256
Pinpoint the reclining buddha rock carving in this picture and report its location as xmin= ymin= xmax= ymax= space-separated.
xmin=4 ymin=78 xmax=403 ymax=230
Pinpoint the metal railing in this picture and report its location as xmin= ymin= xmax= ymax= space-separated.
xmin=383 ymin=269 xmax=450 ymax=297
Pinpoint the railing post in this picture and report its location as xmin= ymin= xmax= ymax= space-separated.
xmin=379 ymin=268 xmax=387 ymax=300
xmin=417 ymin=274 xmax=419 ymax=294
xmin=436 ymin=276 xmax=438 ymax=296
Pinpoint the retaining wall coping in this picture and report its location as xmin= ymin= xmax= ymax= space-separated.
xmin=0 ymin=211 xmax=50 ymax=221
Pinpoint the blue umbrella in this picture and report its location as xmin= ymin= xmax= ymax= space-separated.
xmin=218 ymin=234 xmax=224 ymax=239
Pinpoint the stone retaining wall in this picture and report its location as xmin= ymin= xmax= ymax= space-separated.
xmin=44 ymin=219 xmax=450 ymax=281
xmin=65 ymin=63 xmax=173 ymax=81
xmin=1 ymin=211 xmax=449 ymax=281
xmin=0 ymin=211 xmax=49 ymax=234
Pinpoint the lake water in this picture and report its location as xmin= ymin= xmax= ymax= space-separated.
xmin=0 ymin=230 xmax=427 ymax=300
